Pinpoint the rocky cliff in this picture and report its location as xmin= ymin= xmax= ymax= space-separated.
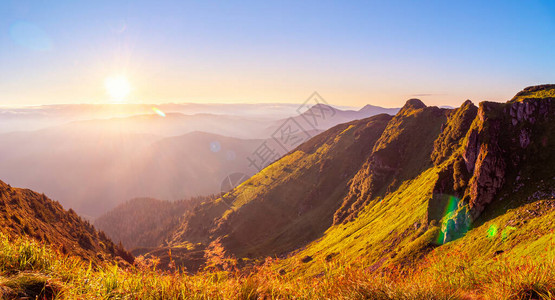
xmin=430 ymin=85 xmax=555 ymax=243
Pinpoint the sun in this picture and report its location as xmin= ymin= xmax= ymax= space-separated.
xmin=104 ymin=75 xmax=131 ymax=101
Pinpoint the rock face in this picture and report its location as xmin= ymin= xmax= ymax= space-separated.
xmin=463 ymin=98 xmax=553 ymax=219
xmin=463 ymin=102 xmax=507 ymax=219
xmin=431 ymin=100 xmax=478 ymax=166
xmin=467 ymin=143 xmax=506 ymax=218
xmin=429 ymin=85 xmax=555 ymax=243
xmin=427 ymin=164 xmax=455 ymax=223
xmin=508 ymin=98 xmax=550 ymax=127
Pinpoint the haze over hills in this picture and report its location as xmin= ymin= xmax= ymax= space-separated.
xmin=264 ymin=103 xmax=399 ymax=136
xmin=0 ymin=129 xmax=261 ymax=217
xmin=0 ymin=102 xmax=367 ymax=134
xmin=0 ymin=103 xmax=396 ymax=217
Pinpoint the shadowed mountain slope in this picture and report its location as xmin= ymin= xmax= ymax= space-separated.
xmin=334 ymin=99 xmax=448 ymax=224
xmin=0 ymin=180 xmax=132 ymax=264
xmin=94 ymin=197 xmax=210 ymax=250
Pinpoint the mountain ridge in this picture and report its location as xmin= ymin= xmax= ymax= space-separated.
xmin=116 ymin=84 xmax=555 ymax=273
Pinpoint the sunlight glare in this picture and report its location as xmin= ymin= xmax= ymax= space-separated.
xmin=105 ymin=75 xmax=131 ymax=101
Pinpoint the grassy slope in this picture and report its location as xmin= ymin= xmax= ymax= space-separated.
xmin=282 ymin=166 xmax=439 ymax=276
xmin=169 ymin=114 xmax=393 ymax=258
xmin=282 ymin=89 xmax=554 ymax=271
xmin=1 ymin=198 xmax=553 ymax=299
xmin=0 ymin=180 xmax=131 ymax=264
xmin=510 ymin=84 xmax=555 ymax=102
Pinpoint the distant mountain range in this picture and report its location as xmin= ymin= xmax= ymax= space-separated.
xmin=0 ymin=102 xmax=381 ymax=134
xmin=0 ymin=103 xmax=398 ymax=217
xmin=265 ymin=103 xmax=399 ymax=135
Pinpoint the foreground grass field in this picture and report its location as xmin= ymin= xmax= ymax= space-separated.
xmin=1 ymin=224 xmax=554 ymax=300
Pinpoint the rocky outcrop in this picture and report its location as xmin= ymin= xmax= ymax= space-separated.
xmin=432 ymin=100 xmax=478 ymax=165
xmin=508 ymin=97 xmax=550 ymax=127
xmin=403 ymin=98 xmax=427 ymax=110
xmin=427 ymin=164 xmax=455 ymax=223
xmin=462 ymin=102 xmax=507 ymax=219
xmin=464 ymin=97 xmax=553 ymax=219
xmin=429 ymin=87 xmax=554 ymax=243
xmin=440 ymin=205 xmax=471 ymax=244
xmin=467 ymin=143 xmax=506 ymax=218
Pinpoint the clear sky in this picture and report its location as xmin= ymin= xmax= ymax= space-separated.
xmin=1 ymin=0 xmax=554 ymax=108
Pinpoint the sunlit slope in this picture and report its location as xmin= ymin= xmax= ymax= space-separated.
xmin=169 ymin=114 xmax=393 ymax=257
xmin=433 ymin=199 xmax=555 ymax=262
xmin=166 ymin=85 xmax=553 ymax=276
xmin=281 ymin=85 xmax=554 ymax=276
xmin=288 ymin=166 xmax=441 ymax=276
xmin=510 ymin=84 xmax=555 ymax=102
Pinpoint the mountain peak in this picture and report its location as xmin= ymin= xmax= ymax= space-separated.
xmin=359 ymin=104 xmax=378 ymax=110
xmin=402 ymin=98 xmax=427 ymax=110
xmin=309 ymin=103 xmax=335 ymax=110
xmin=461 ymin=99 xmax=473 ymax=106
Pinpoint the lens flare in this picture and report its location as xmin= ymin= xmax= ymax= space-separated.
xmin=502 ymin=226 xmax=517 ymax=241
xmin=152 ymin=107 xmax=166 ymax=117
xmin=437 ymin=196 xmax=460 ymax=244
xmin=487 ymin=224 xmax=498 ymax=238
xmin=210 ymin=141 xmax=221 ymax=152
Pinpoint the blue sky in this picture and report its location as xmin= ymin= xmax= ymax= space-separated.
xmin=0 ymin=0 xmax=554 ymax=107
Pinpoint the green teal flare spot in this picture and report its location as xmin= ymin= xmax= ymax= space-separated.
xmin=501 ymin=226 xmax=517 ymax=241
xmin=436 ymin=196 xmax=461 ymax=245
xmin=487 ymin=224 xmax=498 ymax=238
xmin=444 ymin=196 xmax=458 ymax=218
xmin=152 ymin=107 xmax=166 ymax=117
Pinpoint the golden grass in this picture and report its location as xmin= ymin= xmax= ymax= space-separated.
xmin=0 ymin=232 xmax=554 ymax=299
